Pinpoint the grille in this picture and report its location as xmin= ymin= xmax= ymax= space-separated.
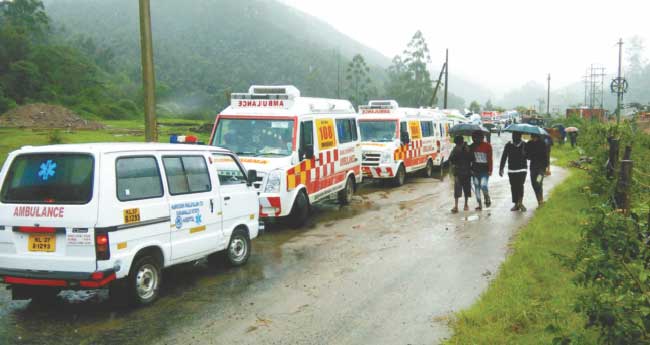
xmin=363 ymin=152 xmax=381 ymax=166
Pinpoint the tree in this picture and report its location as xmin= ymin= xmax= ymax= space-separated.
xmin=345 ymin=54 xmax=373 ymax=107
xmin=469 ymin=100 xmax=481 ymax=113
xmin=484 ymin=99 xmax=494 ymax=111
xmin=401 ymin=30 xmax=433 ymax=107
xmin=384 ymin=31 xmax=434 ymax=107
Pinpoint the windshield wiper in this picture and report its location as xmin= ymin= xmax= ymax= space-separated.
xmin=235 ymin=151 xmax=257 ymax=156
xmin=256 ymin=152 xmax=289 ymax=157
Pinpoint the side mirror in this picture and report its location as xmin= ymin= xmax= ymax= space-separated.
xmin=246 ymin=169 xmax=257 ymax=187
xmin=401 ymin=132 xmax=410 ymax=145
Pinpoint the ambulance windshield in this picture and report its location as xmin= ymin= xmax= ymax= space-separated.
xmin=213 ymin=118 xmax=295 ymax=157
xmin=359 ymin=120 xmax=397 ymax=142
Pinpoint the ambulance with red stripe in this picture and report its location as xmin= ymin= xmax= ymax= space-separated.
xmin=358 ymin=101 xmax=447 ymax=186
xmin=210 ymin=86 xmax=362 ymax=227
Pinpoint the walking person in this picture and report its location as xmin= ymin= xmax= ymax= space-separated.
xmin=499 ymin=133 xmax=527 ymax=211
xmin=449 ymin=136 xmax=474 ymax=213
xmin=568 ymin=131 xmax=578 ymax=147
xmin=470 ymin=131 xmax=493 ymax=210
xmin=526 ymin=134 xmax=549 ymax=207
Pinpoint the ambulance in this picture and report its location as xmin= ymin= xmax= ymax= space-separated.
xmin=0 ymin=143 xmax=260 ymax=306
xmin=210 ymin=85 xmax=362 ymax=227
xmin=358 ymin=101 xmax=448 ymax=186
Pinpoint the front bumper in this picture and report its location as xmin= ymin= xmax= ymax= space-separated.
xmin=0 ymin=268 xmax=116 ymax=289
xmin=362 ymin=165 xmax=396 ymax=179
xmin=259 ymin=195 xmax=283 ymax=218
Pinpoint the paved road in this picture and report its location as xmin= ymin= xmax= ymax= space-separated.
xmin=0 ymin=135 xmax=567 ymax=345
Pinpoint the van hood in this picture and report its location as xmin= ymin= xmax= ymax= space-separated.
xmin=238 ymin=156 xmax=292 ymax=174
xmin=361 ymin=141 xmax=399 ymax=153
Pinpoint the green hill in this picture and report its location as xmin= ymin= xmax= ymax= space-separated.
xmin=44 ymin=0 xmax=390 ymax=115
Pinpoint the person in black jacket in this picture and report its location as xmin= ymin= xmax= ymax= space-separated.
xmin=449 ymin=135 xmax=474 ymax=213
xmin=526 ymin=134 xmax=550 ymax=206
xmin=499 ymin=132 xmax=528 ymax=211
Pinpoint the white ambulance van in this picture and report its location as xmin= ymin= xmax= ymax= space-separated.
xmin=358 ymin=101 xmax=444 ymax=186
xmin=210 ymin=85 xmax=362 ymax=227
xmin=0 ymin=143 xmax=259 ymax=306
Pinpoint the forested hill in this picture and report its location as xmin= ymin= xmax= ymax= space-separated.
xmin=44 ymin=0 xmax=390 ymax=116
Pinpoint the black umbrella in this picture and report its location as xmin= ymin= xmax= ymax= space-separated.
xmin=449 ymin=123 xmax=489 ymax=136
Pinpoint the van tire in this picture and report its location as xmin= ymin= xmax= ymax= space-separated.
xmin=225 ymin=228 xmax=251 ymax=267
xmin=288 ymin=191 xmax=309 ymax=228
xmin=338 ymin=176 xmax=354 ymax=205
xmin=127 ymin=255 xmax=162 ymax=306
xmin=423 ymin=159 xmax=434 ymax=178
xmin=393 ymin=164 xmax=406 ymax=187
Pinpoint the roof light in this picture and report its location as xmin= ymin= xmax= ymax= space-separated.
xmin=248 ymin=85 xmax=300 ymax=97
xmin=170 ymin=135 xmax=200 ymax=144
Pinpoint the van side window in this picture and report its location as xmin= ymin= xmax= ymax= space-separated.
xmin=212 ymin=154 xmax=247 ymax=185
xmin=421 ymin=121 xmax=433 ymax=137
xmin=400 ymin=121 xmax=408 ymax=138
xmin=163 ymin=156 xmax=212 ymax=195
xmin=116 ymin=156 xmax=163 ymax=201
xmin=299 ymin=120 xmax=314 ymax=160
xmin=350 ymin=119 xmax=358 ymax=141
xmin=336 ymin=118 xmax=354 ymax=144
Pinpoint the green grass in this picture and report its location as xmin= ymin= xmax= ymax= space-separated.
xmin=444 ymin=167 xmax=596 ymax=344
xmin=0 ymin=119 xmax=211 ymax=167
xmin=551 ymin=143 xmax=582 ymax=168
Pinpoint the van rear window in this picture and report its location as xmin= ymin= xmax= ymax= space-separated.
xmin=1 ymin=154 xmax=94 ymax=204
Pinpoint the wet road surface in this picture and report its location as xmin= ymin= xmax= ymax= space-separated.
xmin=0 ymin=135 xmax=567 ymax=345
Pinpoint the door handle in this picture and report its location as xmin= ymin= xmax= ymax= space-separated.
xmin=224 ymin=196 xmax=231 ymax=201
xmin=210 ymin=199 xmax=214 ymax=213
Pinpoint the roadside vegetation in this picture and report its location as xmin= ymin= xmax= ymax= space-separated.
xmin=445 ymin=142 xmax=598 ymax=344
xmin=447 ymin=118 xmax=650 ymax=344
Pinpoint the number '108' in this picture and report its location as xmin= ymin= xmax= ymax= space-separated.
xmin=319 ymin=126 xmax=333 ymax=140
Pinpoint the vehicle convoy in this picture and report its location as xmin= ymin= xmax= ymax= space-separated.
xmin=357 ymin=101 xmax=452 ymax=186
xmin=210 ymin=85 xmax=362 ymax=227
xmin=0 ymin=143 xmax=259 ymax=305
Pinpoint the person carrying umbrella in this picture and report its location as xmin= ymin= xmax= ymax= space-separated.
xmin=499 ymin=132 xmax=528 ymax=211
xmin=526 ymin=134 xmax=550 ymax=206
xmin=449 ymin=135 xmax=474 ymax=213
xmin=470 ymin=131 xmax=493 ymax=210
xmin=566 ymin=127 xmax=579 ymax=147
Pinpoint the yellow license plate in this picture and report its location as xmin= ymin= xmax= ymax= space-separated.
xmin=28 ymin=233 xmax=56 ymax=252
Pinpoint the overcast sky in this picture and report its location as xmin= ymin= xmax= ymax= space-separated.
xmin=282 ymin=0 xmax=649 ymax=95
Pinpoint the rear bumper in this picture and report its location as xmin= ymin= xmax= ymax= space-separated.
xmin=0 ymin=268 xmax=116 ymax=289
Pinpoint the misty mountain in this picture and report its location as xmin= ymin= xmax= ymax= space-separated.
xmin=44 ymin=0 xmax=391 ymax=114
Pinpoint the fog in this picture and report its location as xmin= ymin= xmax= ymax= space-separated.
xmin=282 ymin=0 xmax=649 ymax=97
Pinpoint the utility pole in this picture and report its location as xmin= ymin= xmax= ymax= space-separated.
xmin=616 ymin=38 xmax=624 ymax=124
xmin=336 ymin=48 xmax=341 ymax=99
xmin=139 ymin=0 xmax=157 ymax=142
xmin=546 ymin=73 xmax=551 ymax=115
xmin=443 ymin=48 xmax=448 ymax=109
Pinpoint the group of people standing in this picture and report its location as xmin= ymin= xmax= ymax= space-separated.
xmin=449 ymin=131 xmax=549 ymax=213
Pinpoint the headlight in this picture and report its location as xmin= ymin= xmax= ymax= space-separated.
xmin=380 ymin=152 xmax=392 ymax=164
xmin=264 ymin=169 xmax=282 ymax=193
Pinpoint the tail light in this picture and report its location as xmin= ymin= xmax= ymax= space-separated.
xmin=95 ymin=232 xmax=110 ymax=260
xmin=436 ymin=140 xmax=441 ymax=152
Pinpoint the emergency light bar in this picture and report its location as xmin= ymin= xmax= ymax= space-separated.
xmin=367 ymin=100 xmax=399 ymax=109
xmin=170 ymin=135 xmax=203 ymax=144
xmin=248 ymin=85 xmax=300 ymax=97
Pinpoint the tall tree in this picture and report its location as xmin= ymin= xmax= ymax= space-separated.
xmin=345 ymin=54 xmax=373 ymax=107
xmin=384 ymin=31 xmax=433 ymax=107
xmin=469 ymin=100 xmax=481 ymax=113
xmin=402 ymin=30 xmax=433 ymax=107
xmin=484 ymin=99 xmax=494 ymax=111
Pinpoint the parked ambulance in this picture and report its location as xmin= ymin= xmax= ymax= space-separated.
xmin=210 ymin=85 xmax=362 ymax=227
xmin=358 ymin=101 xmax=447 ymax=186
xmin=0 ymin=143 xmax=259 ymax=305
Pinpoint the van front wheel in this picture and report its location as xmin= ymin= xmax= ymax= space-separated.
xmin=338 ymin=176 xmax=354 ymax=205
xmin=393 ymin=164 xmax=406 ymax=187
xmin=128 ymin=255 xmax=161 ymax=306
xmin=287 ymin=191 xmax=309 ymax=228
xmin=225 ymin=228 xmax=251 ymax=267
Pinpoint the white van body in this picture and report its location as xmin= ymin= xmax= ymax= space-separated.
xmin=0 ymin=143 xmax=259 ymax=303
xmin=358 ymin=101 xmax=448 ymax=185
xmin=210 ymin=85 xmax=362 ymax=225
